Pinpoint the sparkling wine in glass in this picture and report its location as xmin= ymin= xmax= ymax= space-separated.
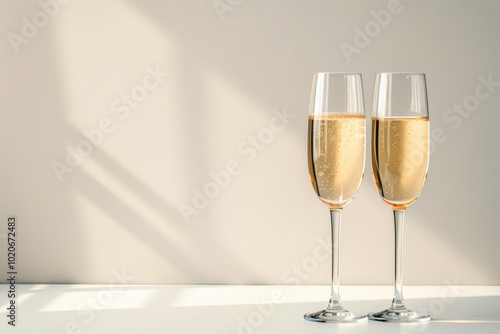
xmin=304 ymin=73 xmax=366 ymax=323
xmin=368 ymin=72 xmax=431 ymax=322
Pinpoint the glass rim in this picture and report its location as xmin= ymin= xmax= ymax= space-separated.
xmin=376 ymin=72 xmax=426 ymax=76
xmin=314 ymin=72 xmax=362 ymax=76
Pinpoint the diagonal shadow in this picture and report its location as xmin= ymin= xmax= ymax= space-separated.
xmin=74 ymin=167 xmax=206 ymax=280
xmin=62 ymin=119 xmax=266 ymax=283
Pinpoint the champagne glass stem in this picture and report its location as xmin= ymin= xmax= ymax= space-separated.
xmin=391 ymin=209 xmax=406 ymax=310
xmin=327 ymin=208 xmax=343 ymax=310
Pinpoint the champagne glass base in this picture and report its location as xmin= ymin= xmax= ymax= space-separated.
xmin=368 ymin=308 xmax=430 ymax=323
xmin=304 ymin=308 xmax=367 ymax=323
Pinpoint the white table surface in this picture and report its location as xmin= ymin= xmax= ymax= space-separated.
xmin=1 ymin=284 xmax=499 ymax=333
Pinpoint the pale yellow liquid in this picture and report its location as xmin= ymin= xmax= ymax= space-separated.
xmin=308 ymin=114 xmax=365 ymax=207
xmin=371 ymin=117 xmax=429 ymax=208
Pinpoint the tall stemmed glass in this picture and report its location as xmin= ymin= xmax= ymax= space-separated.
xmin=368 ymin=73 xmax=431 ymax=322
xmin=305 ymin=73 xmax=366 ymax=323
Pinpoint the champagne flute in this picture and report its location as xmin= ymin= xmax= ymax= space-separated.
xmin=304 ymin=73 xmax=366 ymax=323
xmin=368 ymin=73 xmax=431 ymax=322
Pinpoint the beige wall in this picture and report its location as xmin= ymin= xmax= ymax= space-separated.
xmin=1 ymin=0 xmax=499 ymax=285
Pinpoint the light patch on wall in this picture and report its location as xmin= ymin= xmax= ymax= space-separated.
xmin=52 ymin=0 xmax=172 ymax=125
